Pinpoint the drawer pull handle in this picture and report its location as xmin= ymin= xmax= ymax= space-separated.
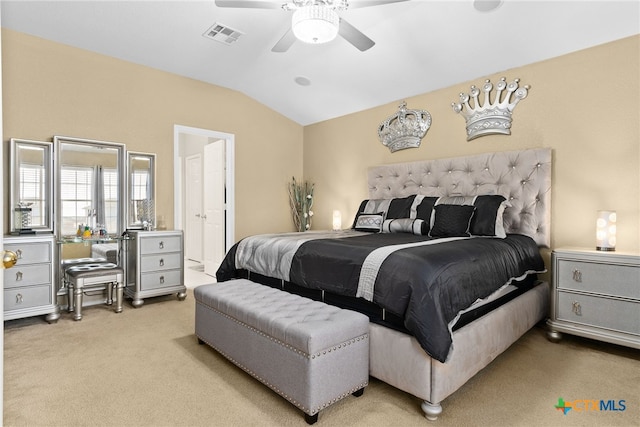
xmin=159 ymin=241 xmax=164 ymax=250
xmin=16 ymin=293 xmax=23 ymax=304
xmin=16 ymin=271 xmax=23 ymax=281
xmin=572 ymin=301 xmax=582 ymax=316
xmin=16 ymin=249 xmax=23 ymax=259
xmin=572 ymin=269 xmax=582 ymax=282
xmin=160 ymin=275 xmax=165 ymax=284
xmin=159 ymin=258 xmax=164 ymax=267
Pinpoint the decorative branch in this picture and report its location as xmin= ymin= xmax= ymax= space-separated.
xmin=288 ymin=177 xmax=314 ymax=232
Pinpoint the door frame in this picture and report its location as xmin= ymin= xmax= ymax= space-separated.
xmin=173 ymin=125 xmax=235 ymax=259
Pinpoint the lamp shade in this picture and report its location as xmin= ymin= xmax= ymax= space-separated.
xmin=596 ymin=210 xmax=616 ymax=251
xmin=332 ymin=210 xmax=342 ymax=231
xmin=292 ymin=5 xmax=339 ymax=44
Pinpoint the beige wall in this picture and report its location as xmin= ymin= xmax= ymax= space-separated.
xmin=3 ymin=29 xmax=639 ymax=254
xmin=2 ymin=29 xmax=303 ymax=240
xmin=304 ymin=36 xmax=640 ymax=254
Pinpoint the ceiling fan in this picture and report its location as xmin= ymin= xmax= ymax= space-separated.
xmin=214 ymin=0 xmax=409 ymax=52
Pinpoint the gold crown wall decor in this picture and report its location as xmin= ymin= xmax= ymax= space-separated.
xmin=452 ymin=77 xmax=530 ymax=141
xmin=378 ymin=101 xmax=432 ymax=153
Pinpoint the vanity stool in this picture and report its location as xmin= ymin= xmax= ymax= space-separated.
xmin=65 ymin=262 xmax=124 ymax=321
xmin=61 ymin=257 xmax=107 ymax=311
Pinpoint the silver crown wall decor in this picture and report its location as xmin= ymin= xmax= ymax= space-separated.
xmin=378 ymin=101 xmax=432 ymax=153
xmin=452 ymin=77 xmax=530 ymax=141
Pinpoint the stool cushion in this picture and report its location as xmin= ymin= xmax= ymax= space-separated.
xmin=62 ymin=257 xmax=107 ymax=267
xmin=66 ymin=263 xmax=123 ymax=279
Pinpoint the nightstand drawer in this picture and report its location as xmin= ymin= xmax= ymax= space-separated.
xmin=140 ymin=270 xmax=182 ymax=291
xmin=557 ymin=259 xmax=640 ymax=298
xmin=4 ymin=285 xmax=52 ymax=312
xmin=140 ymin=253 xmax=182 ymax=273
xmin=557 ymin=291 xmax=640 ymax=336
xmin=5 ymin=241 xmax=51 ymax=264
xmin=140 ymin=235 xmax=181 ymax=254
xmin=3 ymin=264 xmax=52 ymax=289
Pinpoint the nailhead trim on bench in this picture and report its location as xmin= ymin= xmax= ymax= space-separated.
xmin=196 ymin=300 xmax=369 ymax=415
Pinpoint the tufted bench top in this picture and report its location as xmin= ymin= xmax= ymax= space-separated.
xmin=65 ymin=262 xmax=123 ymax=279
xmin=195 ymin=279 xmax=369 ymax=356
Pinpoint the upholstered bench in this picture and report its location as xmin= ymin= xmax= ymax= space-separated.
xmin=194 ymin=279 xmax=369 ymax=424
xmin=65 ymin=262 xmax=124 ymax=321
xmin=91 ymin=243 xmax=118 ymax=264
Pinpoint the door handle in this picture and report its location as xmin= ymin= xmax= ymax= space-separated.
xmin=195 ymin=214 xmax=200 ymax=218
xmin=201 ymin=214 xmax=207 ymax=220
xmin=3 ymin=250 xmax=18 ymax=269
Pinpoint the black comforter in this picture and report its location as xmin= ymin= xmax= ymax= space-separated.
xmin=217 ymin=233 xmax=544 ymax=362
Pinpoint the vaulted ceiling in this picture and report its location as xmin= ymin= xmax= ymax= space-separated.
xmin=2 ymin=1 xmax=638 ymax=125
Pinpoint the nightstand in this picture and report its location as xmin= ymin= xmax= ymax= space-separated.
xmin=124 ymin=230 xmax=187 ymax=307
xmin=547 ymin=248 xmax=639 ymax=349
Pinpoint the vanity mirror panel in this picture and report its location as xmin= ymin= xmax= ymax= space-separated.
xmin=9 ymin=139 xmax=54 ymax=233
xmin=127 ymin=151 xmax=156 ymax=230
xmin=54 ymin=136 xmax=125 ymax=238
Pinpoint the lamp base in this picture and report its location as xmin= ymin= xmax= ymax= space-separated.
xmin=596 ymin=246 xmax=615 ymax=252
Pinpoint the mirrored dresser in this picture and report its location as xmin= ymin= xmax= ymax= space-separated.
xmin=124 ymin=230 xmax=186 ymax=307
xmin=4 ymin=235 xmax=60 ymax=323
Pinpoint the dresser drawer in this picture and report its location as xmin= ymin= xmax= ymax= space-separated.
xmin=556 ymin=259 xmax=640 ymax=298
xmin=140 ymin=253 xmax=182 ymax=273
xmin=140 ymin=235 xmax=181 ymax=254
xmin=5 ymin=241 xmax=51 ymax=264
xmin=4 ymin=264 xmax=52 ymax=289
xmin=4 ymin=285 xmax=52 ymax=311
xmin=557 ymin=291 xmax=640 ymax=336
xmin=140 ymin=269 xmax=182 ymax=291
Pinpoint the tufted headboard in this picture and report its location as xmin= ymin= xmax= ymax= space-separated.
xmin=368 ymin=148 xmax=551 ymax=247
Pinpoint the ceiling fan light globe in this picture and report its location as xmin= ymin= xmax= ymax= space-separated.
xmin=292 ymin=5 xmax=339 ymax=44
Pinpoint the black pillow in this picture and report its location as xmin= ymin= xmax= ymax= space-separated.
xmin=415 ymin=197 xmax=438 ymax=224
xmin=387 ymin=195 xmax=417 ymax=219
xmin=470 ymin=195 xmax=508 ymax=237
xmin=429 ymin=204 xmax=476 ymax=238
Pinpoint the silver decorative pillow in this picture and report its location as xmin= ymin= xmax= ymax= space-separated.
xmin=382 ymin=218 xmax=426 ymax=235
xmin=354 ymin=212 xmax=384 ymax=233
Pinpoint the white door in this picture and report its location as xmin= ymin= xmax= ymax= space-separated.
xmin=203 ymin=140 xmax=225 ymax=276
xmin=185 ymin=154 xmax=203 ymax=262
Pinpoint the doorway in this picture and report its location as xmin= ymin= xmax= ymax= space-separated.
xmin=173 ymin=125 xmax=235 ymax=277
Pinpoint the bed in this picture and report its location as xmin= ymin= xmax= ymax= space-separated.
xmin=216 ymin=147 xmax=552 ymax=420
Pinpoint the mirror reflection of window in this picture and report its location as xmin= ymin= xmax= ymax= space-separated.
xmin=127 ymin=153 xmax=155 ymax=229
xmin=18 ymin=162 xmax=46 ymax=226
xmin=59 ymin=166 xmax=119 ymax=235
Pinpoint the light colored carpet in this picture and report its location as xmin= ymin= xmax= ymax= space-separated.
xmin=4 ymin=289 xmax=639 ymax=427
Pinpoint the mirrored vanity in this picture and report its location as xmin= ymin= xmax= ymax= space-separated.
xmin=4 ymin=135 xmax=185 ymax=323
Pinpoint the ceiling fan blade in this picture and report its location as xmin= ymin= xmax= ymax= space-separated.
xmin=272 ymin=28 xmax=297 ymax=52
xmin=215 ymin=0 xmax=282 ymax=9
xmin=347 ymin=0 xmax=409 ymax=9
xmin=338 ymin=19 xmax=375 ymax=51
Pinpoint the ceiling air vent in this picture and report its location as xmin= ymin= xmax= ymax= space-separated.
xmin=203 ymin=23 xmax=244 ymax=46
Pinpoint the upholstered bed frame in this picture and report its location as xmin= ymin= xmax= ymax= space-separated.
xmin=365 ymin=147 xmax=551 ymax=420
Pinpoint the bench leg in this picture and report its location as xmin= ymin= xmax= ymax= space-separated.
xmin=67 ymin=284 xmax=74 ymax=313
xmin=73 ymin=286 xmax=83 ymax=321
xmin=304 ymin=413 xmax=318 ymax=425
xmin=114 ymin=281 xmax=124 ymax=313
xmin=106 ymin=281 xmax=114 ymax=305
xmin=352 ymin=387 xmax=364 ymax=397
